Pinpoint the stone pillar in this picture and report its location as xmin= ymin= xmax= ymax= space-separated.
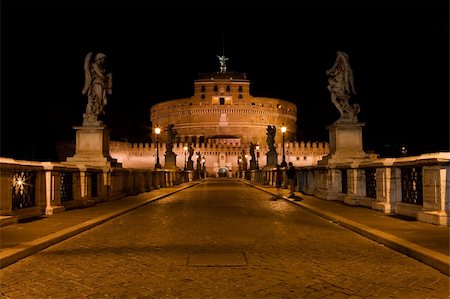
xmin=344 ymin=168 xmax=366 ymax=206
xmin=43 ymin=163 xmax=65 ymax=215
xmin=372 ymin=167 xmax=400 ymax=213
xmin=417 ymin=166 xmax=450 ymax=226
xmin=72 ymin=166 xmax=95 ymax=207
xmin=0 ymin=168 xmax=13 ymax=216
xmin=314 ymin=169 xmax=341 ymax=200
xmin=303 ymin=170 xmax=316 ymax=195
xmin=152 ymin=171 xmax=160 ymax=189
xmin=100 ymin=168 xmax=112 ymax=199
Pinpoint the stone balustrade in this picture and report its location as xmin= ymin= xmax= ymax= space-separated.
xmin=247 ymin=152 xmax=450 ymax=226
xmin=0 ymin=158 xmax=190 ymax=226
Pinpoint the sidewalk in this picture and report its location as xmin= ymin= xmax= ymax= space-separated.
xmin=242 ymin=180 xmax=450 ymax=276
xmin=0 ymin=181 xmax=200 ymax=269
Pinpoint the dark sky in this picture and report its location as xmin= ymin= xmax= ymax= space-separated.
xmin=1 ymin=0 xmax=449 ymax=160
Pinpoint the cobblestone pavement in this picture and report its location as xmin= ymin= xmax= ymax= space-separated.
xmin=1 ymin=180 xmax=449 ymax=298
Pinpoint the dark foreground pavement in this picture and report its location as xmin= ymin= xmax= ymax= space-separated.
xmin=242 ymin=180 xmax=450 ymax=276
xmin=0 ymin=179 xmax=449 ymax=298
xmin=0 ymin=181 xmax=200 ymax=269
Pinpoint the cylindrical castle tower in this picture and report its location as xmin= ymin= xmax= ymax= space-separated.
xmin=150 ymin=71 xmax=297 ymax=146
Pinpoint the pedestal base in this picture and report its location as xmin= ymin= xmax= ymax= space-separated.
xmin=64 ymin=126 xmax=120 ymax=167
xmin=266 ymin=151 xmax=278 ymax=168
xmin=417 ymin=211 xmax=449 ymax=226
xmin=164 ymin=152 xmax=178 ymax=169
xmin=45 ymin=205 xmax=65 ymax=215
xmin=372 ymin=201 xmax=394 ymax=213
xmin=318 ymin=122 xmax=371 ymax=166
xmin=314 ymin=189 xmax=340 ymax=201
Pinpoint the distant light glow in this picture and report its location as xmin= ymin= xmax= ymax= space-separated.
xmin=155 ymin=127 xmax=161 ymax=135
xmin=184 ymin=146 xmax=188 ymax=151
xmin=281 ymin=126 xmax=287 ymax=133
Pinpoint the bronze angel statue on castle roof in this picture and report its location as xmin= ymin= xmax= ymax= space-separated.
xmin=82 ymin=52 xmax=112 ymax=126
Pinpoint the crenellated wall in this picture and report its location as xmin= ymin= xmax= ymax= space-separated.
xmin=109 ymin=140 xmax=330 ymax=173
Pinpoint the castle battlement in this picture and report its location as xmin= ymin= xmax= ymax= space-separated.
xmin=110 ymin=141 xmax=328 ymax=153
xmin=109 ymin=140 xmax=329 ymax=169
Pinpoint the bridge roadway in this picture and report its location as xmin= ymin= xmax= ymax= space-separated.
xmin=0 ymin=179 xmax=449 ymax=298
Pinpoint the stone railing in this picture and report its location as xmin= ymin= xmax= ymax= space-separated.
xmin=247 ymin=153 xmax=450 ymax=226
xmin=0 ymin=158 xmax=191 ymax=226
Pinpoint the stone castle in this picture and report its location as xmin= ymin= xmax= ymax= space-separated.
xmin=107 ymin=59 xmax=329 ymax=176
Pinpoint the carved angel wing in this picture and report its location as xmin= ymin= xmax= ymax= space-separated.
xmin=82 ymin=52 xmax=93 ymax=95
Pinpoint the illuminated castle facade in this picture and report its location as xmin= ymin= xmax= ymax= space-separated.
xmin=150 ymin=72 xmax=296 ymax=145
xmin=110 ymin=60 xmax=329 ymax=176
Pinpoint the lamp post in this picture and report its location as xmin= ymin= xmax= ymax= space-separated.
xmin=256 ymin=144 xmax=260 ymax=170
xmin=281 ymin=125 xmax=287 ymax=168
xmin=183 ymin=146 xmax=188 ymax=170
xmin=154 ymin=126 xmax=161 ymax=169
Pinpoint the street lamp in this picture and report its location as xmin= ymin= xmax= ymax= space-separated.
xmin=154 ymin=126 xmax=161 ymax=169
xmin=183 ymin=145 xmax=188 ymax=170
xmin=281 ymin=125 xmax=287 ymax=168
xmin=256 ymin=144 xmax=260 ymax=170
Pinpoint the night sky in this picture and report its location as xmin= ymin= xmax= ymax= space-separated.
xmin=1 ymin=0 xmax=449 ymax=161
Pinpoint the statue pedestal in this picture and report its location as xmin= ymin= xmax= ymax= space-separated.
xmin=65 ymin=126 xmax=120 ymax=167
xmin=318 ymin=122 xmax=370 ymax=165
xmin=315 ymin=122 xmax=372 ymax=201
xmin=186 ymin=160 xmax=194 ymax=171
xmin=164 ymin=152 xmax=178 ymax=169
xmin=265 ymin=151 xmax=278 ymax=168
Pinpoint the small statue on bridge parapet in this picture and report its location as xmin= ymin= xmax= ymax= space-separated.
xmin=166 ymin=124 xmax=177 ymax=154
xmin=266 ymin=125 xmax=276 ymax=153
xmin=196 ymin=151 xmax=202 ymax=171
xmin=186 ymin=143 xmax=194 ymax=170
xmin=265 ymin=125 xmax=278 ymax=167
xmin=241 ymin=149 xmax=248 ymax=171
xmin=249 ymin=142 xmax=257 ymax=170
xmin=326 ymin=51 xmax=360 ymax=123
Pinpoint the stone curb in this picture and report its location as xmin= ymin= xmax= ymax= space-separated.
xmin=242 ymin=180 xmax=450 ymax=276
xmin=0 ymin=182 xmax=200 ymax=269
